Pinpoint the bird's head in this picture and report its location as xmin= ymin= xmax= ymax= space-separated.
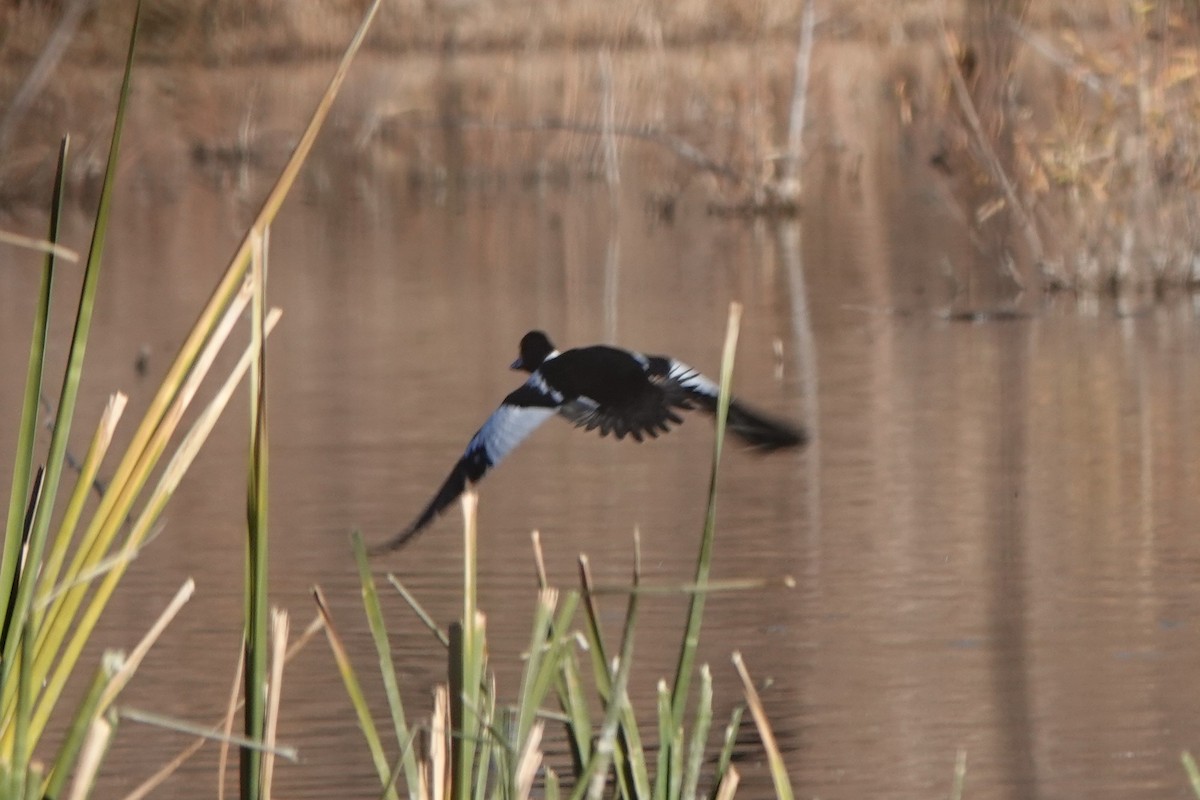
xmin=511 ymin=330 xmax=556 ymax=372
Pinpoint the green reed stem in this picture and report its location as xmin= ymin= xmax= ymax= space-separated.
xmin=0 ymin=1 xmax=140 ymax=714
xmin=0 ymin=135 xmax=66 ymax=651
xmin=241 ymin=230 xmax=269 ymax=800
xmin=665 ymin=302 xmax=741 ymax=789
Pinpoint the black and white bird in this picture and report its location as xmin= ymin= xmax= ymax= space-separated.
xmin=372 ymin=330 xmax=806 ymax=552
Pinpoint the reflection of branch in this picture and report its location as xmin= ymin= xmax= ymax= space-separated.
xmin=940 ymin=24 xmax=1041 ymax=281
xmin=781 ymin=0 xmax=817 ymax=196
xmin=401 ymin=115 xmax=752 ymax=186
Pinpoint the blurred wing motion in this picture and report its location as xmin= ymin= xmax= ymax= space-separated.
xmin=649 ymin=358 xmax=807 ymax=451
xmin=372 ymin=348 xmax=806 ymax=553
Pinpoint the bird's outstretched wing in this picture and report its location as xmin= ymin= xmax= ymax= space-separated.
xmin=370 ymin=383 xmax=559 ymax=553
xmin=648 ymin=357 xmax=808 ymax=451
xmin=555 ymin=388 xmax=687 ymax=442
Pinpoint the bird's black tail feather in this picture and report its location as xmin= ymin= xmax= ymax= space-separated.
xmin=684 ymin=391 xmax=807 ymax=451
xmin=369 ymin=460 xmax=470 ymax=554
xmin=725 ymin=401 xmax=807 ymax=451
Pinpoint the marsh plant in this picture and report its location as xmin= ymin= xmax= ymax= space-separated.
xmin=0 ymin=2 xmax=382 ymax=798
xmin=322 ymin=304 xmax=796 ymax=800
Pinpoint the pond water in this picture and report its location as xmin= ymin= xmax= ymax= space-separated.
xmin=3 ymin=53 xmax=1200 ymax=800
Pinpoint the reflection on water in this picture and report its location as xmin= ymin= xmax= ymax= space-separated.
xmin=3 ymin=69 xmax=1200 ymax=800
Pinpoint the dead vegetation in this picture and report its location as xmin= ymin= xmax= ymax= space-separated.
xmin=3 ymin=1 xmax=1200 ymax=294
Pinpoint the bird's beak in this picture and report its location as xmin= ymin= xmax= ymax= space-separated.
xmin=510 ymin=357 xmax=523 ymax=370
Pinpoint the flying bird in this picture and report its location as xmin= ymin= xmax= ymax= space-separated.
xmin=372 ymin=330 xmax=806 ymax=552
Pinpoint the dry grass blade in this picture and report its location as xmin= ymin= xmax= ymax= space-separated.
xmin=35 ymin=392 xmax=127 ymax=613
xmin=260 ymin=609 xmax=290 ymax=800
xmin=116 ymin=708 xmax=297 ymax=761
xmin=731 ymin=651 xmax=793 ymax=800
xmin=532 ymin=531 xmax=548 ymax=590
xmin=64 ymin=712 xmax=114 ymax=800
xmin=218 ymin=637 xmax=245 ymax=800
xmin=713 ymin=764 xmax=740 ymax=800
xmin=96 ymin=579 xmax=194 ymax=711
xmin=386 ymin=574 xmax=450 ymax=647
xmin=950 ymin=747 xmax=967 ymax=800
xmin=455 ymin=490 xmax=482 ymax=800
xmin=0 ymin=230 xmax=79 ymax=262
xmin=431 ymin=686 xmax=450 ymax=800
xmin=515 ymin=720 xmax=544 ymax=800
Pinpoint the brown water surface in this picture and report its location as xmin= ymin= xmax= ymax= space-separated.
xmin=3 ymin=54 xmax=1200 ymax=800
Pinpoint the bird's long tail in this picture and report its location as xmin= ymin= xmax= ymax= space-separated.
xmin=724 ymin=400 xmax=808 ymax=450
xmin=368 ymin=460 xmax=470 ymax=554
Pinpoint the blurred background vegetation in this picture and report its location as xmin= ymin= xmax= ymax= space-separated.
xmin=4 ymin=0 xmax=1200 ymax=291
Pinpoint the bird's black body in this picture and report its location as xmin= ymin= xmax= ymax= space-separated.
xmin=371 ymin=331 xmax=806 ymax=552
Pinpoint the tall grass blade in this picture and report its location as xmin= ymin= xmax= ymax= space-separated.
xmin=1183 ymin=751 xmax=1200 ymax=798
xmin=33 ymin=393 xmax=127 ymax=628
xmin=351 ymin=532 xmax=420 ymax=799
xmin=453 ymin=491 xmax=483 ymax=800
xmin=556 ymin=654 xmax=592 ymax=773
xmin=1 ymin=467 xmax=43 ymax=661
xmin=656 ymin=302 xmax=741 ymax=793
xmin=709 ymin=705 xmax=744 ymax=800
xmin=13 ymin=618 xmax=34 ymax=800
xmin=653 ymin=680 xmax=673 ymax=800
xmin=516 ymin=588 xmax=557 ymax=747
xmin=680 ymin=664 xmax=713 ymax=800
xmin=23 ymin=312 xmax=281 ymax=754
xmin=40 ymin=659 xmax=110 ymax=800
xmin=242 ymin=226 xmax=270 ymax=800
xmin=670 ymin=302 xmax=741 ymax=721
xmin=313 ymin=586 xmax=400 ymax=800
xmin=0 ymin=135 xmax=67 ymax=636
xmin=573 ymin=546 xmax=641 ymax=800
xmin=0 ymin=1 xmax=142 ymax=694
xmin=576 ymin=556 xmax=649 ymax=800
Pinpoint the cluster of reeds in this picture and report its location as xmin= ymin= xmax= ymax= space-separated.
xmin=320 ymin=304 xmax=796 ymax=800
xmin=941 ymin=6 xmax=1200 ymax=292
xmin=0 ymin=1 xmax=382 ymax=797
